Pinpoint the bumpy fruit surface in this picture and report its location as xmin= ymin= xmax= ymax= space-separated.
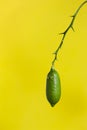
xmin=46 ymin=68 xmax=61 ymax=107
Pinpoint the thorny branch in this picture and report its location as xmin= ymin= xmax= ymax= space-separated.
xmin=52 ymin=1 xmax=87 ymax=68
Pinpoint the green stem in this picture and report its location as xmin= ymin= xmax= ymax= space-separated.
xmin=52 ymin=0 xmax=87 ymax=68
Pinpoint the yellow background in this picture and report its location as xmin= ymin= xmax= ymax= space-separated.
xmin=0 ymin=0 xmax=87 ymax=129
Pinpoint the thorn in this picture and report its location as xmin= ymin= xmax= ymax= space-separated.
xmin=52 ymin=52 xmax=56 ymax=55
xmin=71 ymin=26 xmax=75 ymax=32
xmin=70 ymin=15 xmax=75 ymax=18
xmin=59 ymin=32 xmax=64 ymax=35
xmin=70 ymin=15 xmax=74 ymax=17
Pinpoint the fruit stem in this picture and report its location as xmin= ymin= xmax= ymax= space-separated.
xmin=52 ymin=0 xmax=87 ymax=68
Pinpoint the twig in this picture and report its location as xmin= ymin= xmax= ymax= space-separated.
xmin=52 ymin=1 xmax=87 ymax=68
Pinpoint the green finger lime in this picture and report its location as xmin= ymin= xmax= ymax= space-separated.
xmin=46 ymin=68 xmax=61 ymax=107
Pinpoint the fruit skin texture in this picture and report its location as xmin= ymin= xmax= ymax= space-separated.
xmin=46 ymin=68 xmax=61 ymax=107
